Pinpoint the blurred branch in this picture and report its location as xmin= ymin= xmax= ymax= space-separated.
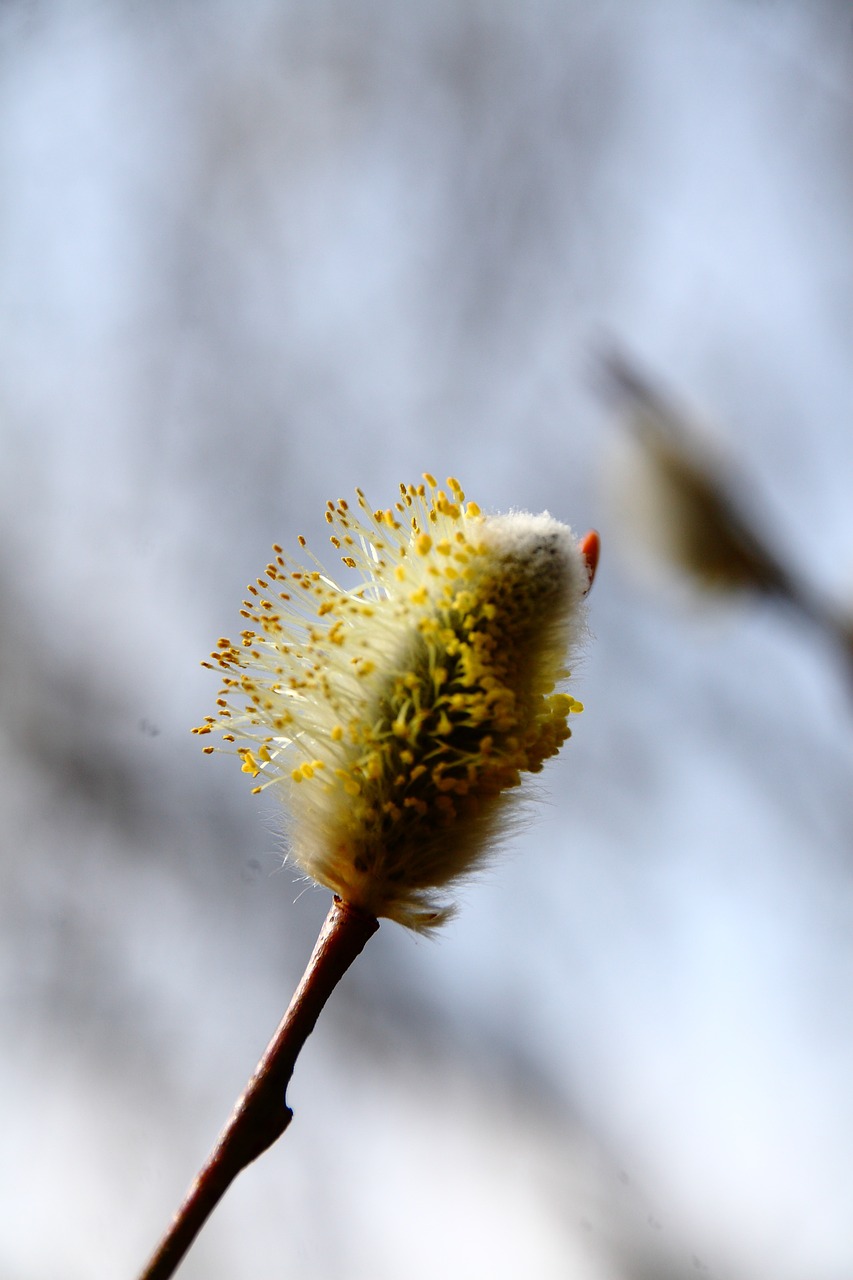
xmin=596 ymin=347 xmax=853 ymax=691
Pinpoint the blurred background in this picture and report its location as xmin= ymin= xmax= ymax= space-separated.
xmin=1 ymin=1 xmax=851 ymax=1277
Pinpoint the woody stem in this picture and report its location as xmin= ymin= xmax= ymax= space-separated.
xmin=137 ymin=897 xmax=380 ymax=1280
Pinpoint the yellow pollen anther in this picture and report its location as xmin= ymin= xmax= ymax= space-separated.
xmin=240 ymin=751 xmax=260 ymax=776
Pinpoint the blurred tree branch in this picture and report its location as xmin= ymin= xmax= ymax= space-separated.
xmin=597 ymin=348 xmax=853 ymax=694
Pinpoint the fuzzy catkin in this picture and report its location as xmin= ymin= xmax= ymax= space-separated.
xmin=195 ymin=476 xmax=590 ymax=930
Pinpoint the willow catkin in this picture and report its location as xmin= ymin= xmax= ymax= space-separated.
xmin=195 ymin=475 xmax=592 ymax=930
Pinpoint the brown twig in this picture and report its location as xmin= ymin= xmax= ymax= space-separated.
xmin=137 ymin=897 xmax=380 ymax=1280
